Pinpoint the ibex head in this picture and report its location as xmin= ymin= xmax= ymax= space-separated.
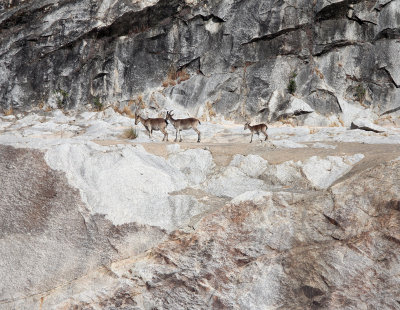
xmin=244 ymin=122 xmax=250 ymax=130
xmin=166 ymin=110 xmax=174 ymax=120
xmin=134 ymin=112 xmax=140 ymax=125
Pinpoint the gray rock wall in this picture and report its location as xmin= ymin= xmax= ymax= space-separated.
xmin=0 ymin=0 xmax=399 ymax=120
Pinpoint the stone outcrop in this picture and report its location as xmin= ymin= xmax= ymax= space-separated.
xmin=8 ymin=151 xmax=398 ymax=310
xmin=351 ymin=117 xmax=386 ymax=132
xmin=1 ymin=0 xmax=400 ymax=308
xmin=2 ymin=132 xmax=400 ymax=308
xmin=0 ymin=144 xmax=166 ymax=305
xmin=0 ymin=0 xmax=399 ymax=124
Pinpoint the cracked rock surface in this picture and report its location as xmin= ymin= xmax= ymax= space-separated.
xmin=23 ymin=156 xmax=400 ymax=310
xmin=1 ymin=119 xmax=400 ymax=308
xmin=1 ymin=0 xmax=400 ymax=308
xmin=1 ymin=0 xmax=399 ymax=124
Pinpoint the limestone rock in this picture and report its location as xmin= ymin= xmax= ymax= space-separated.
xmin=205 ymin=166 xmax=267 ymax=198
xmin=0 ymin=0 xmax=399 ymax=124
xmin=167 ymin=148 xmax=215 ymax=185
xmin=302 ymin=154 xmax=365 ymax=189
xmin=60 ymin=159 xmax=400 ymax=310
xmin=351 ymin=118 xmax=386 ymax=133
xmin=0 ymin=144 xmax=164 ymax=304
xmin=278 ymin=97 xmax=314 ymax=119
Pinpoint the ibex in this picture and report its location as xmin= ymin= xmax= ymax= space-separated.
xmin=135 ymin=112 xmax=169 ymax=141
xmin=244 ymin=122 xmax=268 ymax=143
xmin=166 ymin=111 xmax=201 ymax=142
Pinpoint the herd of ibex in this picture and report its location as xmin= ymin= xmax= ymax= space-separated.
xmin=134 ymin=110 xmax=268 ymax=143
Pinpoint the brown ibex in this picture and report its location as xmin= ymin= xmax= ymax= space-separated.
xmin=244 ymin=122 xmax=268 ymax=143
xmin=135 ymin=112 xmax=169 ymax=141
xmin=166 ymin=111 xmax=201 ymax=142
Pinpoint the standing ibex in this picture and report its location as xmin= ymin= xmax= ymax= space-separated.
xmin=135 ymin=112 xmax=169 ymax=141
xmin=244 ymin=122 xmax=268 ymax=143
xmin=166 ymin=111 xmax=201 ymax=142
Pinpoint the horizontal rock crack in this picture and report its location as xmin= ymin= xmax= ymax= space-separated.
xmin=241 ymin=24 xmax=311 ymax=45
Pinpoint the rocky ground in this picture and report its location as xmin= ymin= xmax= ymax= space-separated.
xmin=1 ymin=0 xmax=400 ymax=308
xmin=1 ymin=108 xmax=400 ymax=309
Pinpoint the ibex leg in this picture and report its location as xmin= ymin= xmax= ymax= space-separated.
xmin=194 ymin=128 xmax=201 ymax=143
xmin=161 ymin=128 xmax=168 ymax=141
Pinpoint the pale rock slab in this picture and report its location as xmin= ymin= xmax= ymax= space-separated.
xmin=261 ymin=160 xmax=307 ymax=188
xmin=302 ymin=154 xmax=365 ymax=189
xmin=230 ymin=154 xmax=269 ymax=178
xmin=351 ymin=118 xmax=386 ymax=133
xmin=10 ymin=113 xmax=42 ymax=129
xmin=284 ymin=97 xmax=314 ymax=116
xmin=50 ymin=110 xmax=75 ymax=123
xmin=231 ymin=190 xmax=271 ymax=204
xmin=205 ymin=166 xmax=267 ymax=198
xmin=167 ymin=148 xmax=215 ymax=185
xmin=337 ymin=98 xmax=374 ymax=127
xmin=44 ymin=143 xmax=206 ymax=231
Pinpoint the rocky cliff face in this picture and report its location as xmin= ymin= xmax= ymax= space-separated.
xmin=1 ymin=1 xmax=400 ymax=309
xmin=1 ymin=0 xmax=399 ymax=124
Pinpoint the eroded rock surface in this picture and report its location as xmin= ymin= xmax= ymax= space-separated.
xmin=50 ymin=159 xmax=400 ymax=310
xmin=2 ymin=136 xmax=400 ymax=309
xmin=1 ymin=0 xmax=400 ymax=307
xmin=1 ymin=0 xmax=399 ymax=124
xmin=0 ymin=144 xmax=166 ymax=305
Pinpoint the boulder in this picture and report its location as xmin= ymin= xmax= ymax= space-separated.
xmin=302 ymin=154 xmax=364 ymax=189
xmin=351 ymin=118 xmax=386 ymax=133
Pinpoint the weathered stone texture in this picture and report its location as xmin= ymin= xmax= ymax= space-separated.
xmin=0 ymin=0 xmax=399 ymax=122
xmin=0 ymin=144 xmax=166 ymax=306
xmin=0 ymin=140 xmax=397 ymax=309
xmin=147 ymin=161 xmax=399 ymax=309
xmin=56 ymin=159 xmax=400 ymax=310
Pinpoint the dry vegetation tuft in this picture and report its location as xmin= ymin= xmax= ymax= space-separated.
xmin=162 ymin=67 xmax=177 ymax=87
xmin=162 ymin=67 xmax=190 ymax=87
xmin=4 ymin=107 xmax=13 ymax=116
xmin=149 ymin=94 xmax=160 ymax=109
xmin=38 ymin=100 xmax=45 ymax=110
xmin=206 ymin=101 xmax=216 ymax=118
xmin=131 ymin=95 xmax=146 ymax=109
xmin=177 ymin=69 xmax=190 ymax=83
xmin=114 ymin=95 xmax=146 ymax=118
xmin=314 ymin=67 xmax=324 ymax=79
xmin=278 ymin=115 xmax=295 ymax=126
xmin=123 ymin=106 xmax=134 ymax=118
xmin=113 ymin=105 xmax=121 ymax=114
xmin=123 ymin=127 xmax=138 ymax=140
